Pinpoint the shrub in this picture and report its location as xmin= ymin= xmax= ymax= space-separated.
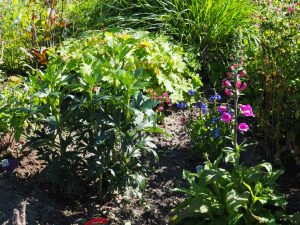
xmin=242 ymin=0 xmax=300 ymax=166
xmin=23 ymin=30 xmax=198 ymax=199
xmin=51 ymin=30 xmax=200 ymax=102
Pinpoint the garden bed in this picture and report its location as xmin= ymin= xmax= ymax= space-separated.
xmin=0 ymin=111 xmax=299 ymax=225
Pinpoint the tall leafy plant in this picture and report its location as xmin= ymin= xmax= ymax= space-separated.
xmin=23 ymin=30 xmax=198 ymax=199
xmin=172 ymin=64 xmax=288 ymax=225
xmin=0 ymin=77 xmax=30 ymax=155
xmin=242 ymin=0 xmax=300 ymax=166
xmin=24 ymin=56 xmax=159 ymax=199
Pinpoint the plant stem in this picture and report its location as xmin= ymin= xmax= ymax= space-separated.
xmin=234 ymin=71 xmax=239 ymax=165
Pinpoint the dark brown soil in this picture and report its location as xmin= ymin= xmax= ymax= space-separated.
xmin=0 ymin=110 xmax=299 ymax=225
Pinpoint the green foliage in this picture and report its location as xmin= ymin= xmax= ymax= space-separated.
xmin=51 ymin=30 xmax=200 ymax=102
xmin=21 ymin=30 xmax=197 ymax=199
xmin=0 ymin=0 xmax=70 ymax=73
xmin=242 ymin=0 xmax=300 ymax=164
xmin=24 ymin=54 xmax=159 ymax=199
xmin=172 ymin=159 xmax=287 ymax=225
xmin=0 ymin=77 xmax=30 ymax=154
xmin=66 ymin=0 xmax=106 ymax=34
xmin=75 ymin=0 xmax=255 ymax=80
xmin=187 ymin=97 xmax=230 ymax=162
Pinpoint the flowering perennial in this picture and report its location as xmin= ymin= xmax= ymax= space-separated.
xmin=219 ymin=64 xmax=253 ymax=133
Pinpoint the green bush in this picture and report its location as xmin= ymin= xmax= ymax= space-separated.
xmin=51 ymin=30 xmax=200 ymax=102
xmin=23 ymin=30 xmax=197 ymax=199
xmin=242 ymin=0 xmax=300 ymax=165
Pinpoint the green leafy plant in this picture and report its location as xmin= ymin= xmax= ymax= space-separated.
xmin=242 ymin=0 xmax=300 ymax=167
xmin=51 ymin=30 xmax=200 ymax=102
xmin=22 ymin=30 xmax=196 ymax=199
xmin=187 ymin=93 xmax=230 ymax=162
xmin=0 ymin=77 xmax=30 ymax=155
xmin=24 ymin=57 xmax=159 ymax=199
xmin=172 ymin=65 xmax=288 ymax=225
xmin=172 ymin=160 xmax=286 ymax=225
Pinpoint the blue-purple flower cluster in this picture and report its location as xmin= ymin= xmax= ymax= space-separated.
xmin=212 ymin=127 xmax=220 ymax=139
xmin=176 ymin=102 xmax=187 ymax=109
xmin=209 ymin=93 xmax=221 ymax=102
xmin=196 ymin=102 xmax=208 ymax=114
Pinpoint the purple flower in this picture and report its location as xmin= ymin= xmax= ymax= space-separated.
xmin=176 ymin=102 xmax=187 ymax=109
xmin=212 ymin=117 xmax=218 ymax=124
xmin=200 ymin=102 xmax=208 ymax=114
xmin=238 ymin=123 xmax=249 ymax=132
xmin=221 ymin=112 xmax=232 ymax=123
xmin=212 ymin=127 xmax=220 ymax=139
xmin=240 ymin=104 xmax=254 ymax=117
xmin=215 ymin=93 xmax=221 ymax=101
xmin=209 ymin=93 xmax=221 ymax=102
xmin=188 ymin=90 xmax=195 ymax=96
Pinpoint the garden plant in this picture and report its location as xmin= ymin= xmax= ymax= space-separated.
xmin=0 ymin=0 xmax=299 ymax=224
xmin=172 ymin=65 xmax=290 ymax=225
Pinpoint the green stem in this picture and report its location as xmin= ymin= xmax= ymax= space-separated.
xmin=126 ymin=89 xmax=130 ymax=121
xmin=234 ymin=71 xmax=239 ymax=166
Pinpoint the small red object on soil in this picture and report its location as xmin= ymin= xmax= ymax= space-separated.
xmin=85 ymin=218 xmax=109 ymax=225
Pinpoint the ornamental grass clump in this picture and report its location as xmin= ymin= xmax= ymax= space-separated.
xmin=172 ymin=63 xmax=291 ymax=225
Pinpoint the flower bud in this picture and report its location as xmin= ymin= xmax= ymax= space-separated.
xmin=224 ymin=88 xmax=233 ymax=96
xmin=162 ymin=92 xmax=169 ymax=97
xmin=217 ymin=105 xmax=227 ymax=112
xmin=226 ymin=72 xmax=233 ymax=78
xmin=240 ymin=70 xmax=246 ymax=77
xmin=236 ymin=81 xmax=242 ymax=89
xmin=240 ymin=82 xmax=247 ymax=91
xmin=158 ymin=106 xmax=164 ymax=112
xmin=165 ymin=98 xmax=171 ymax=104
xmin=222 ymin=78 xmax=227 ymax=86
xmin=224 ymin=80 xmax=232 ymax=88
